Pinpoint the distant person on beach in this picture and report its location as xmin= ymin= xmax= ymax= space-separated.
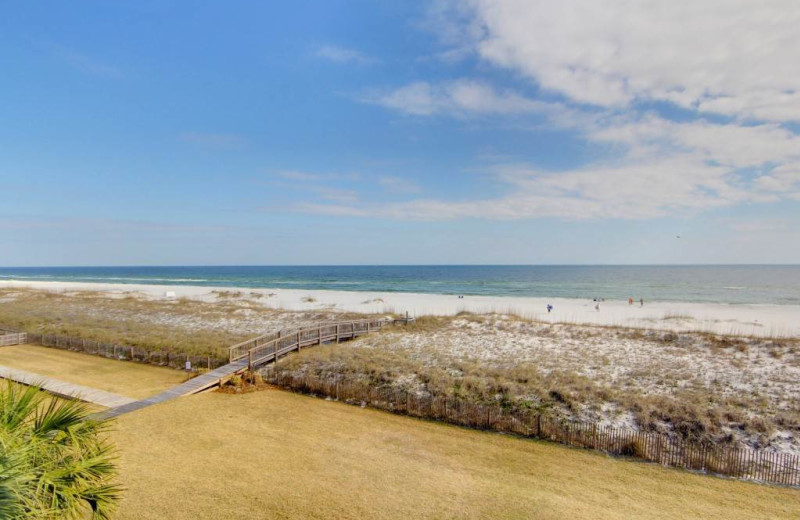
xmin=640 ymin=298 xmax=644 ymax=307
xmin=546 ymin=304 xmax=553 ymax=313
xmin=628 ymin=297 xmax=633 ymax=305
xmin=595 ymin=303 xmax=600 ymax=311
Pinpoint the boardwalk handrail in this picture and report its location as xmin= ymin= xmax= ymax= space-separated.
xmin=229 ymin=318 xmax=390 ymax=367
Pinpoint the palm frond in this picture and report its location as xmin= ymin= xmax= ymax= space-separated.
xmin=0 ymin=383 xmax=122 ymax=519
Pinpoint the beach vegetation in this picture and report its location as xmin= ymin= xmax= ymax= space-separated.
xmin=0 ymin=382 xmax=122 ymax=519
xmin=274 ymin=314 xmax=800 ymax=451
xmin=211 ymin=290 xmax=245 ymax=298
xmin=0 ymin=288 xmax=368 ymax=360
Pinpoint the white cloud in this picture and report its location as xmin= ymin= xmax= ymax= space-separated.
xmin=296 ymin=112 xmax=800 ymax=221
xmin=362 ymin=80 xmax=560 ymax=116
xmin=755 ymin=163 xmax=800 ymax=193
xmin=590 ymin=117 xmax=800 ymax=169
xmin=298 ymin=157 xmax=752 ymax=221
xmin=448 ymin=0 xmax=800 ymax=122
xmin=315 ymin=44 xmax=378 ymax=65
xmin=304 ymin=2 xmax=800 ymax=222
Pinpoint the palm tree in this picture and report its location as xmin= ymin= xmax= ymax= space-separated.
xmin=0 ymin=382 xmax=122 ymax=519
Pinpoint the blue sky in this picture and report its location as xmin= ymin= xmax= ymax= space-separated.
xmin=2 ymin=0 xmax=799 ymax=265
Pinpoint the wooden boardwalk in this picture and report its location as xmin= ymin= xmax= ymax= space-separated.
xmin=94 ymin=359 xmax=248 ymax=419
xmin=228 ymin=318 xmax=390 ymax=367
xmin=95 ymin=318 xmax=392 ymax=419
xmin=0 ymin=365 xmax=136 ymax=408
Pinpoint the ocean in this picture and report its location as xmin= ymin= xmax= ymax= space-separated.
xmin=1 ymin=265 xmax=799 ymax=305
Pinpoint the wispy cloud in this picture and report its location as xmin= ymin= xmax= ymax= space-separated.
xmin=54 ymin=46 xmax=124 ymax=79
xmin=720 ymin=217 xmax=793 ymax=234
xmin=276 ymin=170 xmax=324 ymax=182
xmin=360 ymin=80 xmax=560 ymax=117
xmin=275 ymin=170 xmax=360 ymax=182
xmin=312 ymin=186 xmax=359 ymax=204
xmin=292 ymin=111 xmax=800 ymax=221
xmin=179 ymin=132 xmax=247 ymax=149
xmin=315 ymin=44 xmax=379 ymax=65
xmin=378 ymin=176 xmax=421 ymax=194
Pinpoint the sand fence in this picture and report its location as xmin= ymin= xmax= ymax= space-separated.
xmin=265 ymin=370 xmax=800 ymax=488
xmin=0 ymin=328 xmax=26 ymax=347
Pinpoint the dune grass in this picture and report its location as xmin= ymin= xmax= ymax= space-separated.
xmin=0 ymin=288 xmax=253 ymax=357
xmin=0 ymin=345 xmax=190 ymax=399
xmin=112 ymin=388 xmax=800 ymax=520
xmin=0 ymin=287 xmax=372 ymax=359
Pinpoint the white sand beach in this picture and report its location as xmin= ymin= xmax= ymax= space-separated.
xmin=2 ymin=279 xmax=798 ymax=338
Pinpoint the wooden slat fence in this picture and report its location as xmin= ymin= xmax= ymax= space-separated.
xmin=229 ymin=318 xmax=389 ymax=368
xmin=267 ymin=371 xmax=800 ymax=487
xmin=23 ymin=332 xmax=228 ymax=372
xmin=0 ymin=330 xmax=26 ymax=347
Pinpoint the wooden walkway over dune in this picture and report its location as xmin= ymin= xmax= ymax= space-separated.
xmin=228 ymin=317 xmax=389 ymax=366
xmin=0 ymin=365 xmax=136 ymax=408
xmin=96 ymin=359 xmax=249 ymax=418
xmin=95 ymin=317 xmax=391 ymax=419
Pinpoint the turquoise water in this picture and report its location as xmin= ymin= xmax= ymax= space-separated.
xmin=0 ymin=265 xmax=799 ymax=305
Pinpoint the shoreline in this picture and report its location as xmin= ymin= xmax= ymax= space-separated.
xmin=2 ymin=279 xmax=799 ymax=338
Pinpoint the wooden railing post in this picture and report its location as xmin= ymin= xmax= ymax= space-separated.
xmin=336 ymin=324 xmax=340 ymax=343
xmin=296 ymin=331 xmax=301 ymax=351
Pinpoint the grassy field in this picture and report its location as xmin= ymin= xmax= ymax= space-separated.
xmin=0 ymin=345 xmax=190 ymax=399
xmin=112 ymin=388 xmax=800 ymax=520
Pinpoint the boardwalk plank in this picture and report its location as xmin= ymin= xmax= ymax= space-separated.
xmin=0 ymin=365 xmax=137 ymax=408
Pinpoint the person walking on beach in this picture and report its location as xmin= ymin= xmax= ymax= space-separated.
xmin=546 ymin=304 xmax=553 ymax=313
xmin=628 ymin=297 xmax=633 ymax=305
xmin=595 ymin=302 xmax=600 ymax=311
xmin=640 ymin=298 xmax=644 ymax=307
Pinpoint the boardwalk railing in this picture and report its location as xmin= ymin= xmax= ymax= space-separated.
xmin=229 ymin=318 xmax=390 ymax=367
xmin=268 ymin=371 xmax=800 ymax=487
xmin=0 ymin=329 xmax=26 ymax=347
